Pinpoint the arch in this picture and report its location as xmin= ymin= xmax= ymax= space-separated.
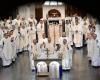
xmin=36 ymin=61 xmax=47 ymax=73
xmin=48 ymin=9 xmax=61 ymax=17
xmin=49 ymin=61 xmax=60 ymax=78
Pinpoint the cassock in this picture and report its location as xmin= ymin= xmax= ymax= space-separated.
xmin=73 ymin=23 xmax=83 ymax=47
xmin=60 ymin=42 xmax=73 ymax=70
xmin=1 ymin=37 xmax=12 ymax=66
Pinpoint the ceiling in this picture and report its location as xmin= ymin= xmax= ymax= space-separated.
xmin=0 ymin=0 xmax=99 ymax=20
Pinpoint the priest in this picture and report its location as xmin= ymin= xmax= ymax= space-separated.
xmin=28 ymin=39 xmax=39 ymax=71
xmin=1 ymin=33 xmax=12 ymax=66
xmin=37 ymin=18 xmax=45 ymax=42
xmin=27 ymin=22 xmax=36 ymax=44
xmin=73 ymin=17 xmax=83 ymax=47
xmin=38 ymin=33 xmax=48 ymax=59
xmin=60 ymin=39 xmax=73 ymax=70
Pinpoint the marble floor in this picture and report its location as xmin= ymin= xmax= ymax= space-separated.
xmin=0 ymin=47 xmax=100 ymax=80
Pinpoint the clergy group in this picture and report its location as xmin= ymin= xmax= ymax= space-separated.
xmin=0 ymin=14 xmax=100 ymax=72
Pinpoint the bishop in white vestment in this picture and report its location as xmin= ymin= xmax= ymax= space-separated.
xmin=73 ymin=17 xmax=83 ymax=47
xmin=37 ymin=19 xmax=45 ymax=42
xmin=86 ymin=25 xmax=96 ymax=60
xmin=10 ymin=30 xmax=17 ymax=61
xmin=28 ymin=15 xmax=37 ymax=27
xmin=19 ymin=25 xmax=28 ymax=51
xmin=91 ymin=33 xmax=100 ymax=66
xmin=60 ymin=39 xmax=73 ymax=70
xmin=28 ymin=39 xmax=39 ymax=70
xmin=1 ymin=33 xmax=12 ymax=66
xmin=27 ymin=22 xmax=36 ymax=44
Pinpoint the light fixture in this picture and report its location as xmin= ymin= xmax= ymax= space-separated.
xmin=58 ymin=2 xmax=63 ymax=5
xmin=50 ymin=1 xmax=57 ymax=5
xmin=44 ymin=1 xmax=50 ymax=5
xmin=44 ymin=1 xmax=63 ymax=6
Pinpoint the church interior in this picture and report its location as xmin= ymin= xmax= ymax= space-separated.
xmin=0 ymin=0 xmax=100 ymax=80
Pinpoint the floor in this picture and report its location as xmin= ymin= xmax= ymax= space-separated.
xmin=0 ymin=47 xmax=100 ymax=80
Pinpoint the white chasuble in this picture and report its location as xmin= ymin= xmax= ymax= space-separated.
xmin=60 ymin=44 xmax=72 ymax=70
xmin=28 ymin=43 xmax=39 ymax=70
xmin=27 ymin=26 xmax=36 ymax=44
xmin=10 ymin=36 xmax=17 ymax=61
xmin=38 ymin=42 xmax=47 ymax=59
xmin=20 ymin=28 xmax=28 ymax=51
xmin=37 ymin=23 xmax=45 ymax=42
xmin=2 ymin=38 xmax=12 ymax=66
xmin=73 ymin=24 xmax=83 ymax=47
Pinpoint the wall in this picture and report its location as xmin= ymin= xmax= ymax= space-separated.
xmin=43 ymin=5 xmax=65 ymax=19
xmin=18 ymin=4 xmax=35 ymax=19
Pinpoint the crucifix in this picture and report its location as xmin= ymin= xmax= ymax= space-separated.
xmin=45 ymin=48 xmax=50 ymax=58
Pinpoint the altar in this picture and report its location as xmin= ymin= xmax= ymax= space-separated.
xmin=34 ymin=58 xmax=62 ymax=67
xmin=34 ymin=58 xmax=62 ymax=79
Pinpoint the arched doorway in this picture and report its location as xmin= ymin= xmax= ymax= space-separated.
xmin=48 ymin=9 xmax=61 ymax=18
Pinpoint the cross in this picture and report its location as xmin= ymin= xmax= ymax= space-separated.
xmin=45 ymin=48 xmax=50 ymax=58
